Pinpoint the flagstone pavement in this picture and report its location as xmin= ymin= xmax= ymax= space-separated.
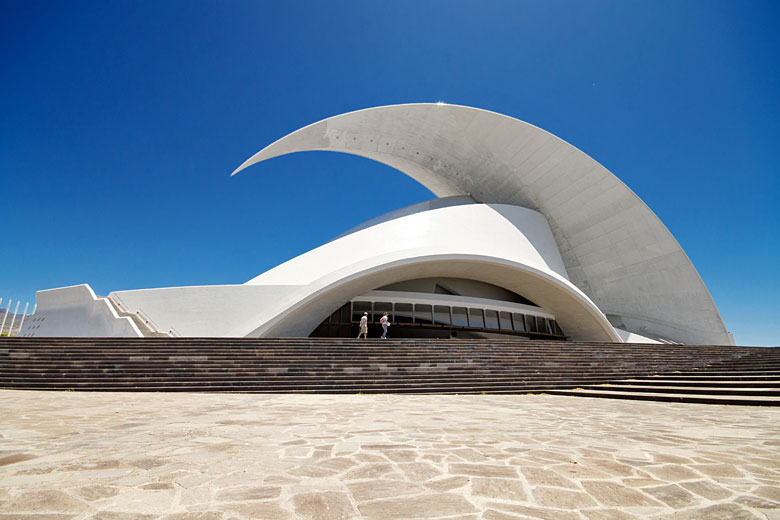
xmin=0 ymin=390 xmax=778 ymax=519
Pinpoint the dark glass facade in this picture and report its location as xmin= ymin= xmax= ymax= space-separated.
xmin=310 ymin=300 xmax=565 ymax=339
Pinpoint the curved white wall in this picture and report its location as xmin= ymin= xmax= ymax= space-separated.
xmin=248 ymin=203 xmax=570 ymax=286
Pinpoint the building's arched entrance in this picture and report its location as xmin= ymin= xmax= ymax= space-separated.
xmin=309 ymin=278 xmax=566 ymax=340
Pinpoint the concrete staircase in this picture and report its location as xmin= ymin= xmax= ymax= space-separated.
xmin=546 ymin=344 xmax=780 ymax=405
xmin=0 ymin=338 xmax=777 ymax=405
xmin=106 ymin=296 xmax=172 ymax=338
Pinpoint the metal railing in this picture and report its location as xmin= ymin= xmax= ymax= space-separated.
xmin=0 ymin=298 xmax=33 ymax=337
xmin=108 ymin=294 xmax=177 ymax=337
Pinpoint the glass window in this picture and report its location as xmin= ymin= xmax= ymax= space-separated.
xmin=551 ymin=320 xmax=563 ymax=336
xmin=526 ymin=315 xmax=538 ymax=333
xmin=352 ymin=301 xmax=372 ymax=322
xmin=468 ymin=308 xmax=484 ymax=328
xmin=395 ymin=303 xmax=414 ymax=324
xmin=536 ymin=317 xmax=547 ymax=334
xmin=374 ymin=302 xmax=392 ymax=323
xmin=451 ymin=307 xmax=468 ymax=327
xmin=485 ymin=310 xmax=499 ymax=329
xmin=434 ymin=306 xmax=451 ymax=325
xmin=329 ymin=308 xmax=340 ymax=324
xmin=512 ymin=313 xmax=526 ymax=332
xmin=499 ymin=311 xmax=513 ymax=330
xmin=340 ymin=304 xmax=351 ymax=324
xmin=415 ymin=304 xmax=433 ymax=325
xmin=536 ymin=316 xmax=545 ymax=333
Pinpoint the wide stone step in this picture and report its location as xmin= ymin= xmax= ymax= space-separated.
xmin=577 ymin=384 xmax=780 ymax=396
xmin=607 ymin=378 xmax=780 ymax=388
xmin=0 ymin=352 xmax=736 ymax=360
xmin=0 ymin=358 xmax=686 ymax=366
xmin=652 ymin=370 xmax=780 ymax=377
xmin=545 ymin=389 xmax=780 ymax=406
xmin=0 ymin=374 xmax=624 ymax=384
xmin=0 ymin=351 xmax=767 ymax=360
xmin=631 ymin=374 xmax=780 ymax=381
xmin=0 ymin=378 xmax=577 ymax=389
xmin=0 ymin=370 xmax=695 ymax=380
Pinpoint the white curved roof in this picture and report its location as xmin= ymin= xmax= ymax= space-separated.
xmin=233 ymin=103 xmax=731 ymax=345
xmin=245 ymin=203 xmax=620 ymax=342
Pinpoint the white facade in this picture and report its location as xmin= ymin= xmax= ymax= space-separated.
xmin=22 ymin=104 xmax=732 ymax=345
xmin=22 ymin=285 xmax=142 ymax=338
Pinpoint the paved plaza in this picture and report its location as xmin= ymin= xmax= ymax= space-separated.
xmin=0 ymin=390 xmax=778 ymax=519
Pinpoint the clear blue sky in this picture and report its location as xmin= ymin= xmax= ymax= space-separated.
xmin=1 ymin=1 xmax=778 ymax=346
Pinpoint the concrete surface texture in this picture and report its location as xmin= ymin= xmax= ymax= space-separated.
xmin=234 ymin=103 xmax=731 ymax=345
xmin=1 ymin=391 xmax=778 ymax=519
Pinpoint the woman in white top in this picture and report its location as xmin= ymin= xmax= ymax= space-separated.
xmin=380 ymin=312 xmax=390 ymax=339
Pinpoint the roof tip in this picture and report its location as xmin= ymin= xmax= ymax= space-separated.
xmin=230 ymin=157 xmax=256 ymax=177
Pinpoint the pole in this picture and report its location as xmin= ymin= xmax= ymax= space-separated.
xmin=17 ymin=302 xmax=30 ymax=336
xmin=7 ymin=301 xmax=20 ymax=336
xmin=0 ymin=300 xmax=10 ymax=336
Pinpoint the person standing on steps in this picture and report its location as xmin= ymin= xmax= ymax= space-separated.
xmin=380 ymin=312 xmax=390 ymax=339
xmin=357 ymin=312 xmax=369 ymax=339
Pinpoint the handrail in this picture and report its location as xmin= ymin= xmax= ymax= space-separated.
xmin=108 ymin=294 xmax=170 ymax=336
xmin=134 ymin=308 xmax=163 ymax=335
xmin=108 ymin=294 xmax=130 ymax=313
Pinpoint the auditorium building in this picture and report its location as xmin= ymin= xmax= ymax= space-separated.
xmin=22 ymin=104 xmax=734 ymax=345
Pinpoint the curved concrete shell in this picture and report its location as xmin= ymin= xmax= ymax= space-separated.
xmin=244 ymin=202 xmax=620 ymax=342
xmin=233 ymin=103 xmax=731 ymax=345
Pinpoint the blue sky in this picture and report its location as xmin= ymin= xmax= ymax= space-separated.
xmin=1 ymin=1 xmax=777 ymax=346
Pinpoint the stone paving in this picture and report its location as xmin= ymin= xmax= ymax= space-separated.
xmin=0 ymin=390 xmax=778 ymax=519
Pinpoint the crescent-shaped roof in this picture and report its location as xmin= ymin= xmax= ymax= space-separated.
xmin=233 ymin=103 xmax=731 ymax=345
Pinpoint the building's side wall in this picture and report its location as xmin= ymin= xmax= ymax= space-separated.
xmin=21 ymin=284 xmax=142 ymax=338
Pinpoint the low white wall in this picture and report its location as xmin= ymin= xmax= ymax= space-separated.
xmin=21 ymin=284 xmax=142 ymax=337
xmin=614 ymin=328 xmax=661 ymax=344
xmin=109 ymin=285 xmax=305 ymax=337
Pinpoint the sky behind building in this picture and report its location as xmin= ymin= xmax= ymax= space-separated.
xmin=1 ymin=0 xmax=778 ymax=345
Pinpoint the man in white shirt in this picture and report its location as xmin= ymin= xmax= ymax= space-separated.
xmin=357 ymin=312 xmax=369 ymax=339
